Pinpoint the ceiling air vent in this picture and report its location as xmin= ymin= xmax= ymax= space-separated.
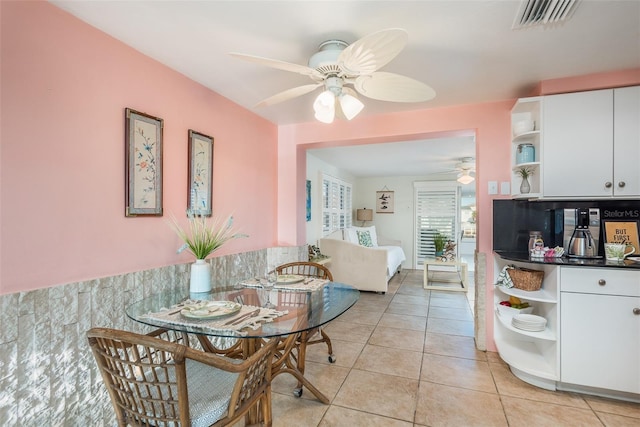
xmin=513 ymin=0 xmax=580 ymax=29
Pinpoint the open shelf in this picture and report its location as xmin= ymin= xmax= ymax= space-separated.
xmin=495 ymin=309 xmax=556 ymax=341
xmin=512 ymin=161 xmax=540 ymax=170
xmin=513 ymin=130 xmax=540 ymax=142
xmin=494 ymin=284 xmax=557 ymax=303
xmin=511 ymin=97 xmax=542 ymax=199
xmin=494 ymin=315 xmax=558 ymax=381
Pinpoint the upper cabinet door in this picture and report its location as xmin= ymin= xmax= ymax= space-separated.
xmin=542 ymin=89 xmax=613 ymax=198
xmin=613 ymin=86 xmax=640 ymax=197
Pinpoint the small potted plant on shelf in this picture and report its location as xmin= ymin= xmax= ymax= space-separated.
xmin=433 ymin=232 xmax=448 ymax=257
xmin=515 ymin=166 xmax=534 ymax=194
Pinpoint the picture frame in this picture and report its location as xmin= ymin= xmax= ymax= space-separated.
xmin=187 ymin=130 xmax=214 ymax=216
xmin=376 ymin=190 xmax=394 ymax=213
xmin=125 ymin=108 xmax=163 ymax=216
xmin=603 ymin=220 xmax=640 ymax=253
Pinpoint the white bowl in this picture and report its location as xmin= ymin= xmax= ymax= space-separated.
xmin=497 ymin=303 xmax=534 ymax=317
xmin=513 ymin=119 xmax=535 ymax=135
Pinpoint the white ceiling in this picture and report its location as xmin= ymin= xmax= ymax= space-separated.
xmin=307 ymin=136 xmax=475 ymax=177
xmin=49 ymin=0 xmax=640 ymax=186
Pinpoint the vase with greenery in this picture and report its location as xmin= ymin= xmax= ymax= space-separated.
xmin=433 ymin=232 xmax=448 ymax=256
xmin=169 ymin=211 xmax=246 ymax=293
xmin=515 ymin=167 xmax=534 ymax=194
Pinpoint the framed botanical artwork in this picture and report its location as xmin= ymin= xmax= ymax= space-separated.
xmin=187 ymin=130 xmax=214 ymax=216
xmin=376 ymin=190 xmax=394 ymax=213
xmin=125 ymin=108 xmax=163 ymax=216
xmin=603 ymin=220 xmax=640 ymax=253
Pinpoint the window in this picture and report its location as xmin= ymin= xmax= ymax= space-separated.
xmin=414 ymin=182 xmax=461 ymax=268
xmin=322 ymin=174 xmax=352 ymax=236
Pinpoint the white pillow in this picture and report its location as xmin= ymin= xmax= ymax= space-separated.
xmin=346 ymin=226 xmax=378 ymax=247
xmin=344 ymin=227 xmax=357 ymax=244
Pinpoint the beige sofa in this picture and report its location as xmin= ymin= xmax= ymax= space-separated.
xmin=318 ymin=226 xmax=406 ymax=293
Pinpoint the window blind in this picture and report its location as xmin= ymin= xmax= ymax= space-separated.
xmin=322 ymin=174 xmax=352 ymax=236
xmin=414 ymin=182 xmax=460 ymax=268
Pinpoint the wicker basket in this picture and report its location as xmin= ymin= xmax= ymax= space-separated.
xmin=507 ymin=267 xmax=544 ymax=291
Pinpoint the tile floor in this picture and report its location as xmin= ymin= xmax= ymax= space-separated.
xmin=268 ymin=269 xmax=640 ymax=426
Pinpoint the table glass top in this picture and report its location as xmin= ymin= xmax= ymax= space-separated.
xmin=126 ymin=282 xmax=359 ymax=338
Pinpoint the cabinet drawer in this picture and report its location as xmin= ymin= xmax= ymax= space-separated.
xmin=560 ymin=267 xmax=640 ymax=297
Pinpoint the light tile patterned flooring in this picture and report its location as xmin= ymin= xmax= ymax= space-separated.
xmin=268 ymin=269 xmax=640 ymax=426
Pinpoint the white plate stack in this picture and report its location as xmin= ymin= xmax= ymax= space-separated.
xmin=511 ymin=313 xmax=547 ymax=332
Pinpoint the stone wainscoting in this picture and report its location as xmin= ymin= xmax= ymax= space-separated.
xmin=474 ymin=251 xmax=487 ymax=351
xmin=0 ymin=246 xmax=306 ymax=426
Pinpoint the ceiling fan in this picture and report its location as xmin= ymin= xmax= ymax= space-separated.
xmin=428 ymin=157 xmax=476 ymax=185
xmin=455 ymin=158 xmax=476 ymax=185
xmin=229 ymin=28 xmax=436 ymax=123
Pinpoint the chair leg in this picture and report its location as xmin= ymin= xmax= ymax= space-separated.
xmin=262 ymin=386 xmax=272 ymax=426
xmin=294 ymin=331 xmax=308 ymax=397
xmin=305 ymin=328 xmax=336 ymax=363
xmin=320 ymin=329 xmax=336 ymax=363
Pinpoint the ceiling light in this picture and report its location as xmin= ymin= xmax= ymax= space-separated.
xmin=313 ymin=90 xmax=336 ymax=123
xmin=339 ymin=93 xmax=364 ymax=120
xmin=457 ymin=170 xmax=475 ymax=185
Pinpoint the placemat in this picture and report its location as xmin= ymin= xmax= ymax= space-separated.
xmin=238 ymin=278 xmax=262 ymax=288
xmin=141 ymin=303 xmax=287 ymax=336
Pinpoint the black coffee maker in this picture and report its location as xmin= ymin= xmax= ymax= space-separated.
xmin=564 ymin=208 xmax=600 ymax=258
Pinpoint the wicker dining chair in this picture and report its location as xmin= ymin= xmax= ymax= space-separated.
xmin=87 ymin=327 xmax=276 ymax=427
xmin=275 ymin=261 xmax=336 ymax=364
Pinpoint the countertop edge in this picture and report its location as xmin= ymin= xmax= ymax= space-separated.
xmin=494 ymin=251 xmax=640 ymax=270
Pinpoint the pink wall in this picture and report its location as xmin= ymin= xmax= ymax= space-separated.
xmin=537 ymin=68 xmax=640 ymax=96
xmin=0 ymin=1 xmax=278 ymax=295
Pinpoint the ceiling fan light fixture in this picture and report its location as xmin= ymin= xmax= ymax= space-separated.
xmin=313 ymin=90 xmax=336 ymax=123
xmin=232 ymin=29 xmax=436 ymax=121
xmin=339 ymin=93 xmax=364 ymax=120
xmin=457 ymin=170 xmax=475 ymax=185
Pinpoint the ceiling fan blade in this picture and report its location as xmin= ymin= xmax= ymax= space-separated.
xmin=229 ymin=52 xmax=324 ymax=80
xmin=255 ymin=83 xmax=322 ymax=107
xmin=338 ymin=28 xmax=408 ymax=76
xmin=354 ymin=72 xmax=436 ymax=102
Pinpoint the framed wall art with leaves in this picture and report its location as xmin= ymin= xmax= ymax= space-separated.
xmin=125 ymin=108 xmax=163 ymax=216
xmin=187 ymin=130 xmax=214 ymax=216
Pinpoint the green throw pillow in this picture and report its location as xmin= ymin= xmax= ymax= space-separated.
xmin=357 ymin=230 xmax=373 ymax=247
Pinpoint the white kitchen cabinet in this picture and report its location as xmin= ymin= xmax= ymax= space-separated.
xmin=494 ymin=254 xmax=640 ymax=399
xmin=511 ymin=97 xmax=542 ymax=199
xmin=613 ymin=86 xmax=640 ymax=197
xmin=559 ymin=268 xmax=640 ymax=395
xmin=493 ymin=257 xmax=559 ymax=390
xmin=542 ymin=86 xmax=640 ymax=198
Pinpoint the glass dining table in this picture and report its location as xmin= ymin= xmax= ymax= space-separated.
xmin=125 ymin=281 xmax=359 ymax=404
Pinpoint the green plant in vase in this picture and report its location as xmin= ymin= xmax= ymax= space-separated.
xmin=169 ymin=211 xmax=245 ymax=259
xmin=168 ymin=211 xmax=247 ymax=293
xmin=433 ymin=232 xmax=448 ymax=256
xmin=515 ymin=166 xmax=534 ymax=194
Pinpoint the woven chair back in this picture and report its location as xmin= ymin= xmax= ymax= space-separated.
xmin=276 ymin=261 xmax=333 ymax=281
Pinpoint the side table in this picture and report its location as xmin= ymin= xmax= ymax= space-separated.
xmin=423 ymin=258 xmax=468 ymax=292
